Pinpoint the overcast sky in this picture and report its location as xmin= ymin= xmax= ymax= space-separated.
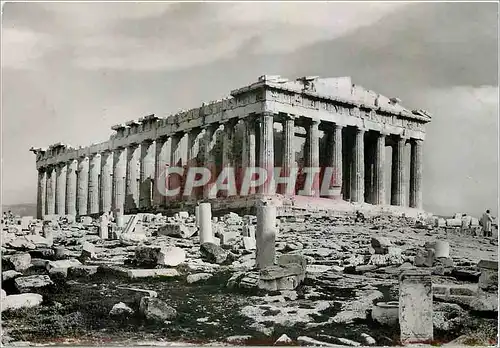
xmin=2 ymin=2 xmax=498 ymax=217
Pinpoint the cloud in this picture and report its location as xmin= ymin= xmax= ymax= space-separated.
xmin=1 ymin=28 xmax=54 ymax=69
xmin=1 ymin=2 xmax=406 ymax=71
xmin=415 ymin=86 xmax=498 ymax=216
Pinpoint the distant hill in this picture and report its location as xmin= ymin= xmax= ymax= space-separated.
xmin=2 ymin=203 xmax=37 ymax=217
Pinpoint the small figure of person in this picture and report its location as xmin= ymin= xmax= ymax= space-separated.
xmin=481 ymin=209 xmax=494 ymax=237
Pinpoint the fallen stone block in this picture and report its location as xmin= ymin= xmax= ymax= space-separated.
xmin=258 ymin=263 xmax=304 ymax=291
xmin=139 ymin=297 xmax=177 ymax=322
xmin=446 ymin=218 xmax=461 ymax=227
xmin=15 ymin=275 xmax=54 ymax=293
xmin=371 ymin=237 xmax=393 ymax=254
xmin=109 ymin=302 xmax=134 ymax=316
xmin=80 ymin=241 xmax=96 ymax=261
xmin=68 ymin=265 xmax=99 ymax=277
xmin=297 ymin=336 xmax=335 ymax=347
xmin=116 ymin=286 xmax=157 ymax=304
xmin=46 ymin=259 xmax=82 ymax=272
xmin=6 ymin=237 xmax=36 ymax=250
xmin=414 ymin=249 xmax=435 ymax=267
xmin=157 ymin=247 xmax=186 ymax=267
xmin=200 ymin=242 xmax=229 ymax=264
xmin=1 ymin=293 xmax=43 ymax=312
xmin=186 ymin=272 xmax=213 ymax=284
xmin=3 ymin=253 xmax=31 ymax=272
xmin=242 ymin=237 xmax=256 ymax=251
xmin=277 ymin=253 xmax=307 ymax=274
xmin=119 ymin=232 xmax=147 ymax=246
xmin=126 ymin=269 xmax=180 ymax=279
xmin=469 ymin=290 xmax=498 ymax=312
xmin=220 ymin=232 xmax=239 ymax=245
xmin=158 ymin=223 xmax=197 ymax=239
xmin=135 ymin=245 xmax=162 ymax=265
xmin=2 ymin=270 xmax=22 ymax=282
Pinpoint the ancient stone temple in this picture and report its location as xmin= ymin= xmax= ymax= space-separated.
xmin=30 ymin=75 xmax=431 ymax=218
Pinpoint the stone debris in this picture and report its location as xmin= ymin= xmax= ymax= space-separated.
xmin=1 ymin=210 xmax=497 ymax=345
xmin=109 ymin=302 xmax=134 ymax=316
xmin=139 ymin=297 xmax=177 ymax=323
xmin=186 ymin=273 xmax=213 ymax=284
xmin=200 ymin=242 xmax=229 ymax=264
xmin=15 ymin=275 xmax=54 ymax=293
xmin=3 ymin=253 xmax=32 ymax=272
xmin=1 ymin=293 xmax=43 ymax=312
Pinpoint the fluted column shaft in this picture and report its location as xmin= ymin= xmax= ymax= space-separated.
xmin=153 ymin=137 xmax=170 ymax=207
xmin=88 ymin=154 xmax=101 ymax=214
xmin=243 ymin=117 xmax=257 ymax=195
xmin=323 ymin=124 xmax=343 ymax=198
xmin=126 ymin=144 xmax=140 ymax=211
xmin=220 ymin=121 xmax=236 ymax=197
xmin=37 ymin=169 xmax=47 ymax=219
xmin=112 ymin=147 xmax=127 ymax=214
xmin=139 ymin=140 xmax=155 ymax=209
xmin=409 ymin=139 xmax=423 ymax=209
xmin=77 ymin=156 xmax=89 ymax=216
xmin=304 ymin=119 xmax=320 ymax=196
xmin=169 ymin=133 xmax=183 ymax=201
xmin=281 ymin=115 xmax=295 ymax=194
xmin=391 ymin=136 xmax=406 ymax=206
xmin=373 ymin=133 xmax=386 ymax=205
xmin=46 ymin=166 xmax=56 ymax=215
xmin=100 ymin=151 xmax=113 ymax=213
xmin=66 ymin=159 xmax=78 ymax=216
xmin=203 ymin=125 xmax=219 ymax=200
xmin=55 ymin=163 xmax=67 ymax=215
xmin=259 ymin=113 xmax=274 ymax=194
xmin=351 ymin=128 xmax=365 ymax=203
xmin=187 ymin=129 xmax=201 ymax=167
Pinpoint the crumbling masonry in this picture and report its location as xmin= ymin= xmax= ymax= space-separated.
xmin=30 ymin=75 xmax=431 ymax=218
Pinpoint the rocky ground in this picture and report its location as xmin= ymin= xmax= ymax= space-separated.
xmin=1 ymin=211 xmax=498 ymax=346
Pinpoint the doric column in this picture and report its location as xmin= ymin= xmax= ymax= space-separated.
xmin=373 ymin=132 xmax=386 ymax=205
xmin=112 ymin=147 xmax=127 ymax=214
xmin=126 ymin=143 xmax=140 ymax=211
xmin=187 ymin=128 xmax=202 ymax=200
xmin=322 ymin=123 xmax=343 ymax=198
xmin=100 ymin=151 xmax=113 ymax=214
xmin=88 ymin=153 xmax=101 ymax=214
xmin=304 ymin=119 xmax=320 ymax=196
xmin=187 ymin=128 xmax=202 ymax=167
xmin=243 ymin=117 xmax=257 ymax=195
xmin=170 ymin=133 xmax=183 ymax=167
xmin=77 ymin=156 xmax=89 ymax=216
xmin=203 ymin=124 xmax=219 ymax=200
xmin=153 ymin=137 xmax=170 ymax=207
xmin=36 ymin=168 xmax=47 ymax=219
xmin=66 ymin=159 xmax=78 ymax=216
xmin=351 ymin=127 xmax=365 ymax=203
xmin=55 ymin=163 xmax=67 ymax=215
xmin=139 ymin=140 xmax=155 ymax=210
xmin=46 ymin=166 xmax=56 ymax=215
xmin=391 ymin=136 xmax=406 ymax=206
xmin=330 ymin=124 xmax=343 ymax=197
xmin=220 ymin=120 xmax=236 ymax=197
xmin=259 ymin=112 xmax=274 ymax=194
xmin=281 ymin=114 xmax=295 ymax=194
xmin=169 ymin=133 xmax=183 ymax=201
xmin=409 ymin=139 xmax=423 ymax=209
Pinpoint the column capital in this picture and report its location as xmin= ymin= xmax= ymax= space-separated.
xmin=202 ymin=122 xmax=220 ymax=131
xmin=355 ymin=126 xmax=367 ymax=133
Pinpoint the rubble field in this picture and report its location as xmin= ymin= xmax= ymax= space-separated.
xmin=1 ymin=211 xmax=498 ymax=346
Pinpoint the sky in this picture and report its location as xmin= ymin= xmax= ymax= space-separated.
xmin=1 ymin=2 xmax=498 ymax=217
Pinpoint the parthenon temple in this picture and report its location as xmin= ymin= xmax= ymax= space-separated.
xmin=30 ymin=75 xmax=431 ymax=218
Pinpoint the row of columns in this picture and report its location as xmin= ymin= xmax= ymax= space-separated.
xmin=36 ymin=113 xmax=424 ymax=218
